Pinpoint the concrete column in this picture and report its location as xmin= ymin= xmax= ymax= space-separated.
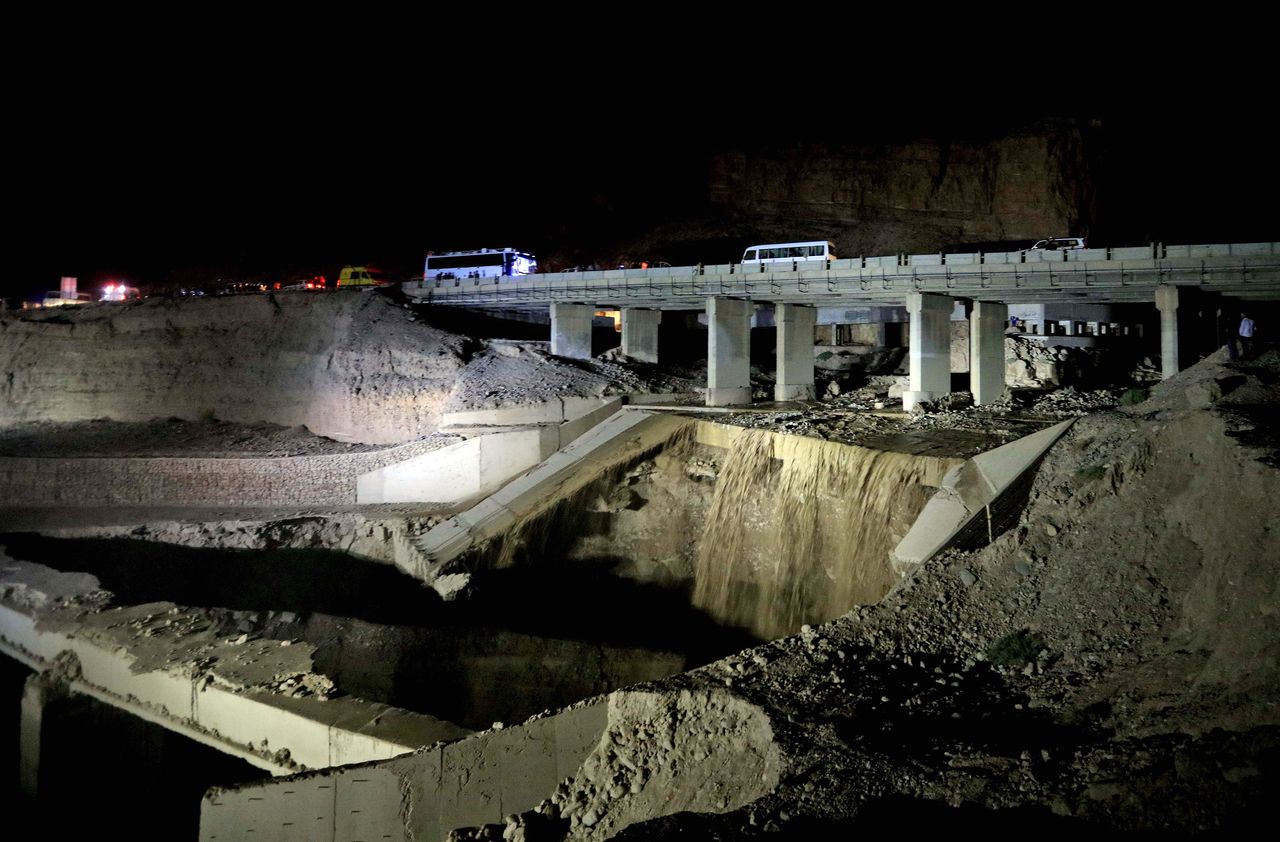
xmin=1154 ymin=285 xmax=1180 ymax=379
xmin=775 ymin=303 xmax=816 ymax=401
xmin=903 ymin=293 xmax=953 ymax=411
xmin=621 ymin=308 xmax=661 ymax=364
xmin=970 ymin=301 xmax=1008 ymax=406
xmin=550 ymin=303 xmax=594 ymax=360
xmin=20 ymin=672 xmax=70 ymax=798
xmin=707 ymin=297 xmax=752 ymax=406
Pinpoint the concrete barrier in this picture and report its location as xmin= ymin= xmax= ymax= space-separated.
xmin=439 ymin=396 xmax=620 ymax=430
xmin=892 ymin=419 xmax=1074 ymax=574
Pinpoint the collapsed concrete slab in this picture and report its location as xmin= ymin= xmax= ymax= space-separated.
xmin=0 ymin=557 xmax=469 ymax=777
xmin=892 ymin=419 xmax=1075 ymax=574
xmin=401 ymin=411 xmax=693 ymax=594
xmin=199 ymin=685 xmax=781 ymax=841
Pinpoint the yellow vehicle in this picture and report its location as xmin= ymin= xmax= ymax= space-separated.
xmin=336 ymin=265 xmax=392 ymax=288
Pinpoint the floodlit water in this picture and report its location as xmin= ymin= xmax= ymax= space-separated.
xmin=693 ymin=429 xmax=960 ymax=639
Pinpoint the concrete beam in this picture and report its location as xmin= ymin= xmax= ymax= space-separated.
xmin=1154 ymin=285 xmax=1180 ymax=379
xmin=0 ymin=588 xmax=469 ymax=777
xmin=550 ymin=303 xmax=594 ymax=360
xmin=775 ymin=304 xmax=816 ymax=402
xmin=903 ymin=292 xmax=953 ymax=411
xmin=621 ymin=308 xmax=661 ymax=364
xmin=970 ymin=301 xmax=1008 ymax=405
xmin=706 ymin=297 xmax=752 ymax=407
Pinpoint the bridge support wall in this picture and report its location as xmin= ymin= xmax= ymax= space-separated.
xmin=550 ymin=303 xmax=595 ymax=360
xmin=622 ymin=308 xmax=661 ymax=364
xmin=775 ymin=303 xmax=816 ymax=402
xmin=970 ymin=301 xmax=1008 ymax=405
xmin=904 ymin=292 xmax=954 ymax=411
xmin=707 ymin=297 xmax=752 ymax=406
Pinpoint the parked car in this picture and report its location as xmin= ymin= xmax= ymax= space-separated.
xmin=1030 ymin=237 xmax=1086 ymax=251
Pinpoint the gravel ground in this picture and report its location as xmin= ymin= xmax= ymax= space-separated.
xmin=0 ymin=417 xmax=395 ymax=458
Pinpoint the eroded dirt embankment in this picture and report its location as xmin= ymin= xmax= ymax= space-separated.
xmin=0 ymin=293 xmax=702 ymax=446
xmin=0 ymin=291 xmax=466 ymax=443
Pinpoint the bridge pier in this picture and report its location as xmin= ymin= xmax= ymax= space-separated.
xmin=903 ymin=292 xmax=953 ymax=411
xmin=20 ymin=671 xmax=69 ymax=797
xmin=706 ymin=297 xmax=752 ymax=406
xmin=1155 ymin=286 xmax=1183 ymax=379
xmin=775 ymin=303 xmax=816 ymax=402
xmin=621 ymin=308 xmax=661 ymax=364
xmin=550 ymin=302 xmax=595 ymax=360
xmin=970 ymin=301 xmax=1008 ymax=405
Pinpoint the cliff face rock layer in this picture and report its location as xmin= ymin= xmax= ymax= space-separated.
xmin=0 ymin=292 xmax=467 ymax=444
xmin=709 ymin=122 xmax=1095 ymax=256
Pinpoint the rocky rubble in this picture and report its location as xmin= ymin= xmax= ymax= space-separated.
xmin=1004 ymin=335 xmax=1147 ymax=390
xmin=446 ymin=341 xmax=703 ymax=411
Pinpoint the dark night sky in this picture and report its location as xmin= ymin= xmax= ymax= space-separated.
xmin=8 ymin=32 xmax=1276 ymax=303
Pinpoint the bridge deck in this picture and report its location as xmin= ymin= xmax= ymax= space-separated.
xmin=406 ymin=243 xmax=1280 ymax=310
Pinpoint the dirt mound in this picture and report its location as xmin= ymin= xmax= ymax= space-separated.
xmin=0 ymin=293 xmax=703 ymax=445
xmin=444 ymin=341 xmax=702 ymax=412
xmin=0 ymin=291 xmax=467 ymax=443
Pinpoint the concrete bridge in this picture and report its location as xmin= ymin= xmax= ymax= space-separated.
xmin=404 ymin=242 xmax=1280 ymax=410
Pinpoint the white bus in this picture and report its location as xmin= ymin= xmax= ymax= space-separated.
xmin=741 ymin=241 xmax=837 ymax=264
xmin=424 ymin=248 xmax=537 ymax=281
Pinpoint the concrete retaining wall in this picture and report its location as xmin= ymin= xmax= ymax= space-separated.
xmin=0 ymin=439 xmax=454 ymax=507
xmin=358 ymin=398 xmax=627 ymax=506
xmin=357 ymin=429 xmax=557 ymax=505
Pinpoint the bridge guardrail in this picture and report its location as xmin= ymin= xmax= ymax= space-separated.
xmin=408 ymin=243 xmax=1280 ymax=305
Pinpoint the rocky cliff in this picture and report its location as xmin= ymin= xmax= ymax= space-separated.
xmin=707 ymin=120 xmax=1096 ymax=257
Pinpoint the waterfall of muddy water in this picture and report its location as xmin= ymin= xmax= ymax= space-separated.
xmin=693 ymin=428 xmax=961 ymax=640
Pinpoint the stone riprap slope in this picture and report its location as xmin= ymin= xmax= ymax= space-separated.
xmin=0 ymin=291 xmax=466 ymax=444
